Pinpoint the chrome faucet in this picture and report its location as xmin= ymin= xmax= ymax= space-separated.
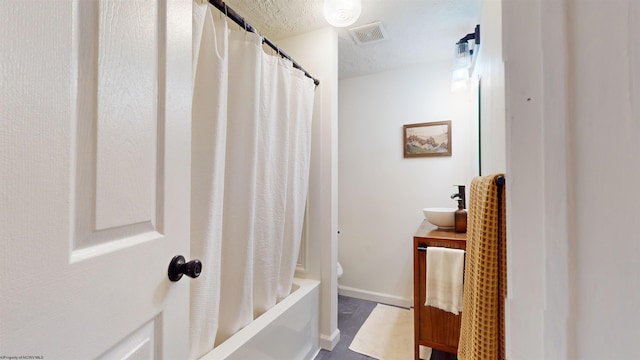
xmin=451 ymin=185 xmax=466 ymax=209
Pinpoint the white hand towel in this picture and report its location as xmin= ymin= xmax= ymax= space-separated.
xmin=425 ymin=247 xmax=465 ymax=315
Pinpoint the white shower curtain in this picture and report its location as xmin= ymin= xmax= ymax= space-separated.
xmin=189 ymin=3 xmax=316 ymax=359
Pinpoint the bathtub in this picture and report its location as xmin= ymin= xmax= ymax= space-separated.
xmin=200 ymin=278 xmax=321 ymax=360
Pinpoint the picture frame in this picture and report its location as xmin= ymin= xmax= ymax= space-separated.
xmin=403 ymin=120 xmax=452 ymax=158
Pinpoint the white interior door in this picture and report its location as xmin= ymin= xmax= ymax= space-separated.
xmin=0 ymin=1 xmax=192 ymax=359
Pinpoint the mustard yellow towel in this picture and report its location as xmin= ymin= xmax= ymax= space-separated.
xmin=458 ymin=174 xmax=506 ymax=360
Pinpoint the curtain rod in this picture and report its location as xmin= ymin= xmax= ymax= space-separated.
xmin=208 ymin=0 xmax=320 ymax=86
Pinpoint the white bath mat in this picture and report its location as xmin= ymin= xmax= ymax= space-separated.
xmin=348 ymin=303 xmax=432 ymax=360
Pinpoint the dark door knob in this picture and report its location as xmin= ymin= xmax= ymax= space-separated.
xmin=168 ymin=255 xmax=202 ymax=282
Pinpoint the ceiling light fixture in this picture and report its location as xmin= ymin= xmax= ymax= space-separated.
xmin=324 ymin=0 xmax=362 ymax=28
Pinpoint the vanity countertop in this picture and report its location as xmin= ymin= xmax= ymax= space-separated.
xmin=414 ymin=220 xmax=467 ymax=241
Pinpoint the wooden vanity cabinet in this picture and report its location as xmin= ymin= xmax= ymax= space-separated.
xmin=413 ymin=220 xmax=466 ymax=359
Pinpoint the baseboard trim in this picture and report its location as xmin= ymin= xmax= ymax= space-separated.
xmin=308 ymin=348 xmax=321 ymax=360
xmin=319 ymin=328 xmax=340 ymax=351
xmin=338 ymin=285 xmax=413 ymax=308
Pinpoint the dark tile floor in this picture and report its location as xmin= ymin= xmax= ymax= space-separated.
xmin=314 ymin=295 xmax=457 ymax=360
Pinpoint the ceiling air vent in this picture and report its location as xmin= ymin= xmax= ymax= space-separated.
xmin=348 ymin=21 xmax=387 ymax=45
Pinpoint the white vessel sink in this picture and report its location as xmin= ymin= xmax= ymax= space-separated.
xmin=422 ymin=207 xmax=456 ymax=229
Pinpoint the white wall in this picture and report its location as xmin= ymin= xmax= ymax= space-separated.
xmin=338 ymin=62 xmax=476 ymax=305
xmin=504 ymin=0 xmax=640 ymax=359
xmin=473 ymin=0 xmax=506 ymax=175
xmin=570 ymin=3 xmax=640 ymax=356
xmin=474 ymin=0 xmax=549 ymax=358
xmin=277 ymin=27 xmax=341 ymax=351
xmin=501 ymin=0 xmax=548 ymax=354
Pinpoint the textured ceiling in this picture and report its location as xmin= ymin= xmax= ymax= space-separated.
xmin=223 ymin=0 xmax=480 ymax=79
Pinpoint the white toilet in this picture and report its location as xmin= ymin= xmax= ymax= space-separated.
xmin=337 ymin=261 xmax=344 ymax=280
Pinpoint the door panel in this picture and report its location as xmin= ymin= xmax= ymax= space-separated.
xmin=73 ymin=0 xmax=163 ymax=255
xmin=94 ymin=0 xmax=158 ymax=232
xmin=97 ymin=319 xmax=157 ymax=360
xmin=0 ymin=1 xmax=192 ymax=359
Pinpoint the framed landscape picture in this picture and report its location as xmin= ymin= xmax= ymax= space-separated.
xmin=403 ymin=120 xmax=452 ymax=158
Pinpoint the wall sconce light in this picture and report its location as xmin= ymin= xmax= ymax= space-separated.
xmin=452 ymin=25 xmax=480 ymax=90
xmin=324 ymin=0 xmax=362 ymax=27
